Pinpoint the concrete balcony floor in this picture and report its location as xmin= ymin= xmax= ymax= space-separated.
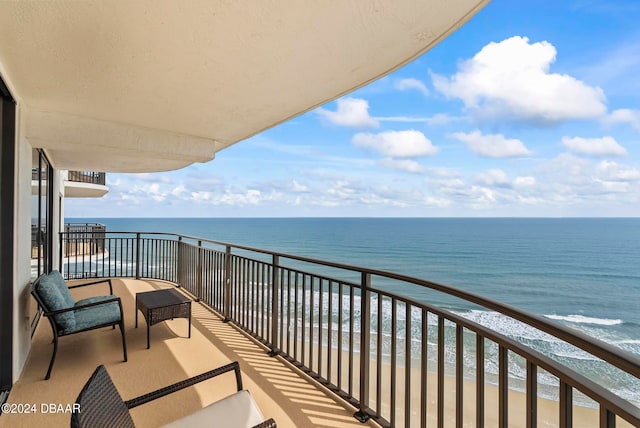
xmin=4 ymin=278 xmax=377 ymax=428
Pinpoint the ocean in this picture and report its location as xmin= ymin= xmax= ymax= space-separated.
xmin=69 ymin=217 xmax=640 ymax=405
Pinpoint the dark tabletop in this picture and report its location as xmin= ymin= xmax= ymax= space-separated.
xmin=136 ymin=288 xmax=191 ymax=309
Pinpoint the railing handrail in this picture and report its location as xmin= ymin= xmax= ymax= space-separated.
xmin=60 ymin=230 xmax=640 ymax=379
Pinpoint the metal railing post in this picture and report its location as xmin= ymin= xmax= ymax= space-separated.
xmin=176 ymin=236 xmax=183 ymax=287
xmin=196 ymin=240 xmax=203 ymax=301
xmin=223 ymin=245 xmax=232 ymax=322
xmin=58 ymin=232 xmax=63 ymax=273
xmin=135 ymin=233 xmax=141 ymax=279
xmin=269 ymin=254 xmax=280 ymax=356
xmin=354 ymin=272 xmax=371 ymax=423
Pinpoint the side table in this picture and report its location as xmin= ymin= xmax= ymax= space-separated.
xmin=135 ymin=288 xmax=192 ymax=349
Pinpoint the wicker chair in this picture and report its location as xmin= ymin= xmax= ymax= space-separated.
xmin=31 ymin=271 xmax=127 ymax=380
xmin=71 ymin=361 xmax=276 ymax=428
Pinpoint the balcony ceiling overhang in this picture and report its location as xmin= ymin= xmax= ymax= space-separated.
xmin=0 ymin=0 xmax=488 ymax=173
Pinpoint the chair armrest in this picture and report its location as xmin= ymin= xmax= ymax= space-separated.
xmin=45 ymin=296 xmax=121 ymax=316
xmin=68 ymin=278 xmax=113 ymax=295
xmin=253 ymin=418 xmax=277 ymax=428
xmin=125 ymin=361 xmax=243 ymax=409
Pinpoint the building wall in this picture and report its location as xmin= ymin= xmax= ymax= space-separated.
xmin=2 ymin=73 xmax=65 ymax=382
xmin=13 ymin=101 xmax=33 ymax=381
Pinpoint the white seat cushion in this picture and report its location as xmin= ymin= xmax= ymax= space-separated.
xmin=161 ymin=390 xmax=266 ymax=428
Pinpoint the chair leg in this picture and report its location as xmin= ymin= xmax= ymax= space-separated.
xmin=45 ymin=334 xmax=58 ymax=380
xmin=119 ymin=321 xmax=128 ymax=362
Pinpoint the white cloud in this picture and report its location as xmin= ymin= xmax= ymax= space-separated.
xmin=476 ymin=169 xmax=510 ymax=186
xmin=562 ymin=136 xmax=627 ymax=157
xmin=424 ymin=197 xmax=451 ymax=208
xmin=603 ymin=109 xmax=640 ymax=131
xmin=596 ymin=161 xmax=640 ymax=181
xmin=394 ymin=78 xmax=429 ymax=96
xmin=316 ymin=98 xmax=379 ymax=128
xmin=191 ymin=191 xmax=212 ymax=201
xmin=379 ymin=158 xmax=425 ymax=173
xmin=352 ymin=130 xmax=439 ymax=158
xmin=449 ymin=130 xmax=532 ymax=158
xmin=217 ymin=189 xmax=269 ymax=206
xmin=291 ymin=180 xmax=309 ymax=192
xmin=171 ymin=185 xmax=186 ymax=196
xmin=513 ymin=176 xmax=536 ymax=188
xmin=432 ymin=36 xmax=607 ymax=123
xmin=374 ymin=113 xmax=463 ymax=125
xmin=376 ymin=116 xmax=429 ymax=123
xmin=425 ymin=113 xmax=462 ymax=126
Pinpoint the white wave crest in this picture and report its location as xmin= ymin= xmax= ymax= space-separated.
xmin=544 ymin=314 xmax=623 ymax=326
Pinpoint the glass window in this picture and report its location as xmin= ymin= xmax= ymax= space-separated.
xmin=31 ymin=149 xmax=53 ymax=279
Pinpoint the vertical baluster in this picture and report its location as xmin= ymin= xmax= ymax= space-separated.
xmin=348 ymin=285 xmax=354 ymax=397
xmin=287 ymin=270 xmax=292 ymax=355
xmin=309 ymin=277 xmax=315 ymax=370
xmin=421 ymin=309 xmax=428 ymax=428
xmin=196 ymin=241 xmax=203 ymax=301
xmin=318 ymin=278 xmax=323 ymax=378
xmin=391 ymin=298 xmax=397 ymax=427
xmin=560 ymin=381 xmax=573 ymax=428
xmin=234 ymin=257 xmax=240 ymax=321
xmin=252 ymin=260 xmax=258 ymax=333
xmin=261 ymin=263 xmax=266 ymax=338
xmin=81 ymin=233 xmax=86 ymax=278
xmin=354 ymin=273 xmax=371 ymax=423
xmin=405 ymin=303 xmax=412 ymax=428
xmin=499 ymin=346 xmax=508 ymax=428
xmin=526 ymin=361 xmax=537 ymax=428
xmin=226 ymin=253 xmax=231 ymax=317
xmin=73 ymin=235 xmax=78 ymax=278
xmin=337 ymin=282 xmax=343 ymax=391
xmin=245 ymin=259 xmax=250 ymax=330
xmin=477 ymin=336 xmax=485 ymax=428
xmin=58 ymin=232 xmax=63 ymax=273
xmin=89 ymin=230 xmax=94 ymax=277
xmin=600 ymin=407 xmax=615 ymax=428
xmin=278 ymin=268 xmax=284 ymax=353
xmin=437 ymin=315 xmax=444 ymax=428
xmin=376 ymin=294 xmax=383 ymax=418
xmin=327 ymin=280 xmax=333 ymax=385
xmin=294 ymin=272 xmax=299 ymax=361
xmin=456 ymin=324 xmax=463 ymax=428
xmin=301 ymin=274 xmax=307 ymax=366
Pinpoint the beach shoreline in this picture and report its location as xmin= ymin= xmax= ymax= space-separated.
xmin=299 ymin=346 xmax=636 ymax=428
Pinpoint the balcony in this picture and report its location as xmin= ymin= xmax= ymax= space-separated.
xmin=66 ymin=171 xmax=106 ymax=186
xmin=8 ymin=231 xmax=640 ymax=427
xmin=7 ymin=278 xmax=372 ymax=427
xmin=64 ymin=171 xmax=108 ymax=198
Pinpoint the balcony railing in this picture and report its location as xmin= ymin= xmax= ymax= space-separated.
xmin=59 ymin=231 xmax=640 ymax=428
xmin=66 ymin=170 xmax=106 ymax=185
xmin=60 ymin=223 xmax=106 ymax=260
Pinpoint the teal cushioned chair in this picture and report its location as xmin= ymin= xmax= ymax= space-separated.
xmin=31 ymin=271 xmax=127 ymax=380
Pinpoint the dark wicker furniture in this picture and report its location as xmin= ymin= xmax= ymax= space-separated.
xmin=135 ymin=288 xmax=192 ymax=349
xmin=71 ymin=361 xmax=277 ymax=428
xmin=31 ymin=271 xmax=127 ymax=380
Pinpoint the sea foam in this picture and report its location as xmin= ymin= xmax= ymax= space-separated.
xmin=544 ymin=314 xmax=623 ymax=326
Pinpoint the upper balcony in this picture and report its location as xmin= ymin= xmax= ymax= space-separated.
xmin=7 ymin=231 xmax=639 ymax=427
xmin=63 ymin=171 xmax=108 ymax=198
xmin=31 ymin=169 xmax=108 ymax=198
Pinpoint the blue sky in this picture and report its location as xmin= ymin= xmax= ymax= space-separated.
xmin=68 ymin=0 xmax=640 ymax=217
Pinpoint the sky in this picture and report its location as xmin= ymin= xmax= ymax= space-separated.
xmin=67 ymin=0 xmax=640 ymax=218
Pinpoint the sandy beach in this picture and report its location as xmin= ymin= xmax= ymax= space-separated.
xmin=297 ymin=344 xmax=636 ymax=428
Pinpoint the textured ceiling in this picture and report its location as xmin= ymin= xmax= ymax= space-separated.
xmin=0 ymin=0 xmax=488 ymax=172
